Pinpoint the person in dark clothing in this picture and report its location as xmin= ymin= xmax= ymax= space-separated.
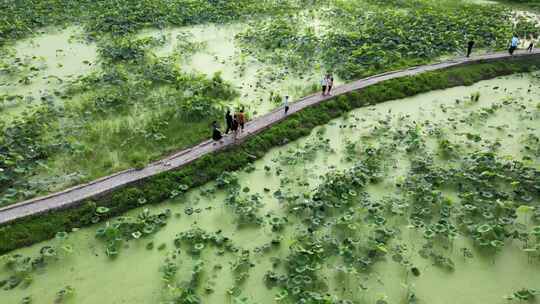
xmin=212 ymin=121 xmax=222 ymax=143
xmin=326 ymin=73 xmax=334 ymax=95
xmin=528 ymin=42 xmax=534 ymax=53
xmin=466 ymin=40 xmax=475 ymax=58
xmin=225 ymin=110 xmax=233 ymax=134
xmin=283 ymin=95 xmax=289 ymax=115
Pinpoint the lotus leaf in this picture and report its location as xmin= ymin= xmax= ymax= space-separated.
xmin=477 ymin=224 xmax=492 ymax=234
xmin=423 ymin=229 xmax=435 ymax=239
xmin=61 ymin=245 xmax=73 ymax=254
xmin=96 ymin=206 xmax=110 ymax=214
xmin=532 ymin=226 xmax=540 ymax=237
xmin=55 ymin=231 xmax=68 ymax=240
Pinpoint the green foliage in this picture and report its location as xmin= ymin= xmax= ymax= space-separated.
xmin=496 ymin=0 xmax=540 ymax=11
xmin=0 ymin=104 xmax=64 ymax=204
xmin=98 ymin=36 xmax=165 ymax=62
xmin=0 ymin=240 xmax=73 ymax=291
xmin=0 ymin=57 xmax=538 ymax=255
xmin=0 ymin=0 xmax=313 ymax=46
xmin=514 ymin=15 xmax=540 ymax=39
xmin=235 ymin=0 xmax=520 ymax=80
xmin=173 ymin=228 xmax=235 ymax=256
xmin=323 ymin=1 xmax=514 ymax=79
xmin=237 ymin=16 xmax=319 ymax=71
xmin=0 ymin=54 xmax=237 ymax=205
xmin=94 ymin=208 xmax=171 ymax=257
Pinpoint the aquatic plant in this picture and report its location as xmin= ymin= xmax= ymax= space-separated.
xmin=101 ymin=35 xmax=165 ymax=62
xmin=322 ymin=0 xmax=514 ymax=79
xmin=236 ymin=15 xmax=319 ymax=73
xmin=438 ymin=138 xmax=460 ymax=159
xmin=0 ymin=104 xmax=63 ymax=205
xmin=95 ymin=208 xmax=171 ymax=257
xmin=225 ymin=190 xmax=264 ymax=226
xmin=160 ymin=257 xmax=178 ymax=285
xmin=173 ymin=228 xmax=234 ymax=256
xmin=216 ymin=172 xmax=240 ymax=189
xmin=231 ymin=250 xmax=252 ymax=284
xmin=506 ymin=288 xmax=539 ymax=301
xmin=266 ymin=213 xmax=288 ymax=232
xmin=470 ymin=92 xmax=481 ymax=102
xmin=55 ymin=285 xmax=74 ymax=303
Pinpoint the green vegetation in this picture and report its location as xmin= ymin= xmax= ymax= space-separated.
xmin=0 ymin=52 xmax=237 ymax=205
xmin=1 ymin=66 xmax=539 ymax=303
xmin=0 ymin=0 xmax=537 ymax=206
xmin=1 ymin=1 xmax=540 ymax=303
xmin=0 ymin=0 xmax=312 ymax=45
xmin=1 ymin=56 xmax=538 ymax=255
xmin=496 ymin=0 xmax=540 ymax=11
xmin=0 ymin=0 xmax=326 ymax=205
xmin=237 ymin=0 xmax=538 ymax=80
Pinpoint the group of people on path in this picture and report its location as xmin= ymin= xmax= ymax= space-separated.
xmin=466 ymin=34 xmax=535 ymax=58
xmin=212 ymin=95 xmax=292 ymax=144
xmin=321 ymin=73 xmax=334 ymax=96
xmin=212 ymin=33 xmax=536 ymax=144
xmin=212 ymin=108 xmax=246 ymax=144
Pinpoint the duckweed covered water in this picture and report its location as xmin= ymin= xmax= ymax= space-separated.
xmin=140 ymin=22 xmax=339 ymax=116
xmin=1 ymin=72 xmax=539 ymax=304
xmin=0 ymin=27 xmax=98 ymax=120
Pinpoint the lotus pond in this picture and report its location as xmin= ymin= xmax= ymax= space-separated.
xmin=1 ymin=72 xmax=539 ymax=304
xmin=1 ymin=0 xmax=539 ymax=206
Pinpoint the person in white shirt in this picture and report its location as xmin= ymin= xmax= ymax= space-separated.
xmin=283 ymin=95 xmax=289 ymax=115
xmin=321 ymin=76 xmax=328 ymax=96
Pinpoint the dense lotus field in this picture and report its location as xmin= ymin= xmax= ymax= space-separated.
xmin=0 ymin=72 xmax=539 ymax=304
xmin=1 ymin=1 xmax=540 ymax=303
xmin=0 ymin=0 xmax=538 ymax=206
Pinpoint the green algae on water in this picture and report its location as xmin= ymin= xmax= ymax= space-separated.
xmin=1 ymin=73 xmax=539 ymax=304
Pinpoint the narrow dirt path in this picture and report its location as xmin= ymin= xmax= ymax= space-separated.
xmin=1 ymin=51 xmax=538 ymax=225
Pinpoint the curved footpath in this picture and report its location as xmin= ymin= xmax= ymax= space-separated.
xmin=1 ymin=50 xmax=539 ymax=225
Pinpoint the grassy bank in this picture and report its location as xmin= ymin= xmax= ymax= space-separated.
xmin=1 ymin=56 xmax=539 ymax=254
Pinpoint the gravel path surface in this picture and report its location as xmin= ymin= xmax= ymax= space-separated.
xmin=1 ymin=51 xmax=538 ymax=225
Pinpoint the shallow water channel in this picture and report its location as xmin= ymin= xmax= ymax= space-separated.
xmin=1 ymin=73 xmax=540 ymax=304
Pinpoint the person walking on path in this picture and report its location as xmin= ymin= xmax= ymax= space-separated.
xmin=225 ymin=109 xmax=233 ymax=134
xmin=509 ymin=34 xmax=519 ymax=56
xmin=237 ymin=108 xmax=246 ymax=131
xmin=212 ymin=121 xmax=223 ymax=144
xmin=321 ymin=76 xmax=328 ymax=96
xmin=326 ymin=73 xmax=334 ymax=95
xmin=527 ymin=35 xmax=535 ymax=53
xmin=283 ymin=95 xmax=290 ymax=115
xmin=466 ymin=39 xmax=475 ymax=58
xmin=231 ymin=112 xmax=239 ymax=140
